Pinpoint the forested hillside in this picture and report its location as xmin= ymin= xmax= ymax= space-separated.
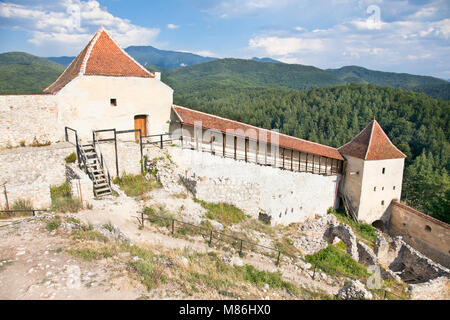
xmin=170 ymin=82 xmax=450 ymax=223
xmin=0 ymin=52 xmax=64 ymax=94
xmin=0 ymin=52 xmax=448 ymax=222
xmin=163 ymin=58 xmax=345 ymax=91
xmin=327 ymin=66 xmax=450 ymax=100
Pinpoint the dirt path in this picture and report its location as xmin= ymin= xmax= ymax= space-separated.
xmin=0 ymin=217 xmax=147 ymax=300
xmin=74 ymin=190 xmax=343 ymax=296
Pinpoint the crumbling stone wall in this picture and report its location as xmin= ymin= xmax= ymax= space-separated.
xmin=65 ymin=164 xmax=94 ymax=206
xmin=0 ymin=142 xmax=74 ymax=209
xmin=324 ymin=223 xmax=359 ymax=260
xmin=388 ymin=201 xmax=450 ymax=268
xmin=389 ymin=242 xmax=450 ymax=282
xmin=408 ymin=276 xmax=450 ymax=300
xmin=0 ymin=95 xmax=63 ymax=147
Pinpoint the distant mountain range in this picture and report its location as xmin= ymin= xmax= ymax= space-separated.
xmin=45 ymin=45 xmax=282 ymax=69
xmin=0 ymin=48 xmax=448 ymax=100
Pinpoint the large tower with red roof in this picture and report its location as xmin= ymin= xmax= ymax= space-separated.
xmin=339 ymin=120 xmax=407 ymax=226
xmin=44 ymin=27 xmax=173 ymax=139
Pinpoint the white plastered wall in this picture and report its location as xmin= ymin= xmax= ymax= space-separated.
xmin=341 ymin=155 xmax=365 ymax=216
xmin=55 ymin=75 xmax=173 ymax=141
xmin=358 ymin=158 xmax=404 ymax=224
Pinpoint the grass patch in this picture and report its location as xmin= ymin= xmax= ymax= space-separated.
xmin=72 ymin=230 xmax=109 ymax=243
xmin=122 ymin=244 xmax=166 ymax=291
xmin=274 ymin=237 xmax=303 ymax=258
xmin=194 ymin=198 xmax=245 ymax=226
xmin=238 ymin=264 xmax=299 ymax=295
xmin=113 ymin=173 xmax=162 ymax=197
xmin=0 ymin=199 xmax=34 ymax=219
xmin=50 ymin=182 xmax=83 ymax=213
xmin=129 ymin=259 xmax=166 ymax=290
xmin=144 ymin=206 xmax=175 ymax=228
xmin=306 ymin=245 xmax=369 ymax=279
xmin=328 ymin=209 xmax=378 ymax=246
xmin=46 ymin=216 xmax=61 ymax=232
xmin=67 ymin=247 xmax=115 ymax=261
xmin=65 ymin=152 xmax=76 ymax=163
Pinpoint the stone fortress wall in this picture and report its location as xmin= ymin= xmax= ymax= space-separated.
xmin=169 ymin=147 xmax=341 ymax=225
xmin=388 ymin=201 xmax=450 ymax=268
xmin=0 ymin=142 xmax=73 ymax=209
xmin=0 ymin=95 xmax=64 ymax=147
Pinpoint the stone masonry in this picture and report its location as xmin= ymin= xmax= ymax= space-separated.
xmin=0 ymin=142 xmax=75 ymax=209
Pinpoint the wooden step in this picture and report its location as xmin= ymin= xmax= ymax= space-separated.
xmin=95 ymin=183 xmax=109 ymax=189
xmin=95 ymin=188 xmax=112 ymax=195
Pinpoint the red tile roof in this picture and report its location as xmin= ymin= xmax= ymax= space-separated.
xmin=43 ymin=27 xmax=154 ymax=94
xmin=338 ymin=120 xmax=406 ymax=160
xmin=173 ymin=105 xmax=344 ymax=161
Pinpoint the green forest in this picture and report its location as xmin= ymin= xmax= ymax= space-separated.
xmin=168 ymin=82 xmax=450 ymax=223
xmin=0 ymin=52 xmax=448 ymax=223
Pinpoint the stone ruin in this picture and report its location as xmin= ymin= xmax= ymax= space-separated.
xmin=291 ymin=213 xmax=450 ymax=299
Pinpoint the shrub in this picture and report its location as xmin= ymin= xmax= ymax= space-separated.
xmin=144 ymin=206 xmax=175 ymax=228
xmin=50 ymin=182 xmax=82 ymax=213
xmin=0 ymin=199 xmax=33 ymax=219
xmin=328 ymin=209 xmax=378 ymax=245
xmin=113 ymin=173 xmax=161 ymax=197
xmin=194 ymin=198 xmax=245 ymax=226
xmin=65 ymin=152 xmax=76 ymax=163
xmin=46 ymin=216 xmax=61 ymax=231
xmin=305 ymin=245 xmax=369 ymax=279
xmin=67 ymin=247 xmax=114 ymax=261
xmin=238 ymin=265 xmax=299 ymax=294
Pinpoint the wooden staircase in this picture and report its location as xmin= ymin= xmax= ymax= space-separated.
xmin=79 ymin=144 xmax=112 ymax=197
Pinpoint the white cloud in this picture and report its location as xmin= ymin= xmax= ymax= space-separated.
xmin=206 ymin=0 xmax=293 ymax=18
xmin=249 ymin=36 xmax=324 ymax=56
xmin=0 ymin=0 xmax=160 ymax=55
xmin=246 ymin=5 xmax=450 ymax=77
xmin=167 ymin=24 xmax=179 ymax=29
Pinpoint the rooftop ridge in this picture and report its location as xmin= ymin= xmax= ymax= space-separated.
xmin=101 ymin=28 xmax=154 ymax=78
xmin=174 ymin=105 xmax=341 ymax=153
xmin=338 ymin=119 xmax=406 ymax=160
xmin=43 ymin=27 xmax=154 ymax=94
xmin=173 ymin=105 xmax=344 ymax=160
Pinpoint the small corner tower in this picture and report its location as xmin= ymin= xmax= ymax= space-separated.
xmin=338 ymin=120 xmax=407 ymax=226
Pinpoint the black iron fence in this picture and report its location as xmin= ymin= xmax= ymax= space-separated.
xmin=136 ymin=212 xmax=405 ymax=300
xmin=0 ymin=209 xmax=47 ymax=217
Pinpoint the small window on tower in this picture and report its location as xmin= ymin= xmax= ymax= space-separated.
xmin=381 ymin=200 xmax=385 ymax=205
xmin=382 ymin=186 xmax=384 ymax=191
xmin=382 ymin=167 xmax=386 ymax=174
xmin=110 ymin=98 xmax=117 ymax=107
xmin=374 ymin=187 xmax=376 ymax=191
xmin=393 ymin=186 xmax=396 ymax=190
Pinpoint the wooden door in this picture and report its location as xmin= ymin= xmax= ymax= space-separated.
xmin=134 ymin=115 xmax=147 ymax=140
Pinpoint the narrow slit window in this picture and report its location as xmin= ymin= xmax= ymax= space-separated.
xmin=382 ymin=167 xmax=386 ymax=174
xmin=393 ymin=186 xmax=396 ymax=190
xmin=381 ymin=200 xmax=385 ymax=205
xmin=110 ymin=98 xmax=117 ymax=107
xmin=374 ymin=187 xmax=376 ymax=191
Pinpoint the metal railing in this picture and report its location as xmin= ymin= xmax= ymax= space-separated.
xmin=136 ymin=211 xmax=405 ymax=300
xmin=0 ymin=209 xmax=47 ymax=217
xmin=141 ymin=133 xmax=174 ymax=149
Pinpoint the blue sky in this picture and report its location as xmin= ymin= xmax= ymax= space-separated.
xmin=0 ymin=0 xmax=449 ymax=78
